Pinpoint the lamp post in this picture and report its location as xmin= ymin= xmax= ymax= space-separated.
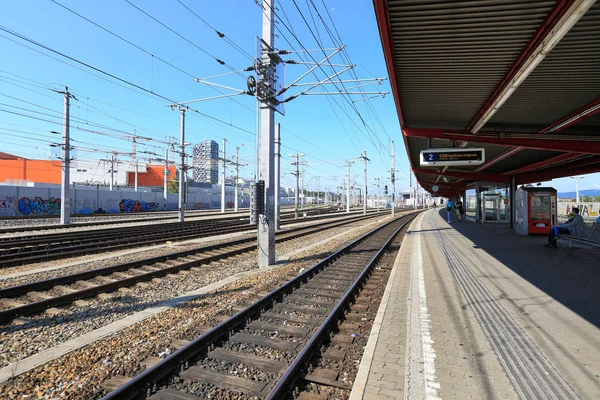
xmin=570 ymin=176 xmax=585 ymax=203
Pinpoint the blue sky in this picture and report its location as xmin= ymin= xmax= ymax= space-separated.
xmin=0 ymin=0 xmax=596 ymax=194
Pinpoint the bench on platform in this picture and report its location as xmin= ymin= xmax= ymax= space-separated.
xmin=557 ymin=222 xmax=600 ymax=249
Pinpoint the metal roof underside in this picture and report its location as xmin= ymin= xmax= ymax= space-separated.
xmin=374 ymin=0 xmax=600 ymax=196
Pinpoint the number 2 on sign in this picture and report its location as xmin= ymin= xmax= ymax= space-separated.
xmin=428 ymin=154 xmax=433 ymax=161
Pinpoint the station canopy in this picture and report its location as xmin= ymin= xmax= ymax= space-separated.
xmin=373 ymin=0 xmax=600 ymax=198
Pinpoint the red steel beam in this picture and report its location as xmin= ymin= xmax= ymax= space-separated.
xmin=413 ymin=167 xmax=511 ymax=184
xmin=468 ymin=0 xmax=573 ymax=132
xmin=504 ymin=153 xmax=583 ymax=175
xmin=473 ymin=147 xmax=523 ymax=172
xmin=419 ymin=179 xmax=466 ymax=190
xmin=540 ymin=98 xmax=600 ymax=133
xmin=557 ymin=155 xmax=600 ymax=170
xmin=517 ymin=163 xmax=600 ymax=185
xmin=477 ymin=98 xmax=600 ymax=172
xmin=403 ymin=128 xmax=600 ymax=154
xmin=373 ymin=0 xmax=405 ymax=129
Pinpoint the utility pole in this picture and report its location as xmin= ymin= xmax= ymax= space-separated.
xmin=134 ymin=159 xmax=139 ymax=192
xmin=178 ymin=108 xmax=186 ymax=222
xmin=132 ymin=136 xmax=138 ymax=192
xmin=410 ymin=171 xmax=415 ymax=210
xmin=301 ymin=164 xmax=305 ymax=208
xmin=316 ymin=176 xmax=320 ymax=205
xmin=59 ymin=87 xmax=73 ymax=225
xmin=257 ymin=0 xmax=277 ymax=268
xmin=255 ymin=98 xmax=260 ymax=181
xmin=109 ymin=154 xmax=115 ymax=191
xmin=221 ymin=138 xmax=227 ymax=213
xmin=275 ymin=123 xmax=281 ymax=229
xmin=290 ymin=153 xmax=304 ymax=219
xmin=391 ymin=141 xmax=396 ymax=217
xmin=235 ymin=147 xmax=240 ymax=212
xmin=346 ymin=160 xmax=353 ymax=213
xmin=375 ymin=177 xmax=380 ymax=212
xmin=163 ymin=148 xmax=169 ymax=202
xmin=359 ymin=151 xmax=370 ymax=215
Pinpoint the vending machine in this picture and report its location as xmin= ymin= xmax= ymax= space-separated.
xmin=515 ymin=187 xmax=557 ymax=235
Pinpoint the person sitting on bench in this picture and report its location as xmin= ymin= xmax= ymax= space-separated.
xmin=546 ymin=207 xmax=584 ymax=248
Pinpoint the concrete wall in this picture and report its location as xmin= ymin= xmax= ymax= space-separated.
xmin=0 ymin=185 xmax=296 ymax=217
xmin=557 ymin=201 xmax=600 ymax=219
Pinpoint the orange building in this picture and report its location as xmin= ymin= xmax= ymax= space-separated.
xmin=0 ymin=152 xmax=177 ymax=187
xmin=127 ymin=165 xmax=177 ymax=187
xmin=0 ymin=152 xmax=62 ymax=184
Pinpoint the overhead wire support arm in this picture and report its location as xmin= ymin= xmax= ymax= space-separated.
xmin=277 ymin=47 xmax=339 ymax=54
xmin=277 ymin=45 xmax=345 ymax=97
xmin=352 ymin=94 xmax=388 ymax=103
xmin=284 ymin=61 xmax=351 ymax=67
xmin=177 ymin=92 xmax=247 ymax=105
xmin=300 ymin=91 xmax=387 ymax=96
xmin=192 ymin=79 xmax=247 ymax=93
xmin=291 ymin=78 xmax=385 ymax=86
xmin=282 ymin=65 xmax=354 ymax=103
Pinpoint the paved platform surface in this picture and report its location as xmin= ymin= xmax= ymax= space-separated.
xmin=351 ymin=209 xmax=600 ymax=400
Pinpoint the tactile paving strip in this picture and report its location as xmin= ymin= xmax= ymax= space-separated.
xmin=430 ymin=214 xmax=579 ymax=400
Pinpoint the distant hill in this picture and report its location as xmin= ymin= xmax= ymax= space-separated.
xmin=558 ymin=190 xmax=600 ymax=199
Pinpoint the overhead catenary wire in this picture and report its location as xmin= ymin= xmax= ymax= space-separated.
xmin=268 ymin=1 xmax=375 ymax=155
xmin=174 ymin=0 xmax=254 ymax=61
xmin=288 ymin=0 xmax=390 ymax=162
xmin=0 ymin=28 xmax=261 ymax=139
xmin=49 ymin=0 xmax=256 ymax=117
xmin=271 ymin=0 xmax=391 ymax=169
xmin=123 ymin=0 xmax=247 ymax=80
xmin=311 ymin=0 xmax=392 ymax=144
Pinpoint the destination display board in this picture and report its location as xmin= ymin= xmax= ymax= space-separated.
xmin=420 ymin=148 xmax=485 ymax=166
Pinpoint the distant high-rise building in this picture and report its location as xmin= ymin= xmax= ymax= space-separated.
xmin=192 ymin=140 xmax=219 ymax=184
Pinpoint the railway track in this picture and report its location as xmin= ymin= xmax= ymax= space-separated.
xmin=0 ymin=210 xmax=378 ymax=268
xmin=0 ymin=213 xmax=387 ymax=324
xmin=101 ymin=213 xmax=413 ymax=399
xmin=0 ymin=206 xmax=339 ymax=234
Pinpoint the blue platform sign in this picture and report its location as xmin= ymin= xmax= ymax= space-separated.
xmin=420 ymin=148 xmax=485 ymax=166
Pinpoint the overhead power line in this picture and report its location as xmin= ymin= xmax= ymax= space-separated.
xmin=123 ymin=0 xmax=246 ymax=80
xmin=174 ymin=0 xmax=254 ymax=61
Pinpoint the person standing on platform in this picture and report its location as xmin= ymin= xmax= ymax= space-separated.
xmin=446 ymin=198 xmax=454 ymax=223
xmin=455 ymin=198 xmax=464 ymax=221
xmin=546 ymin=207 xmax=584 ymax=248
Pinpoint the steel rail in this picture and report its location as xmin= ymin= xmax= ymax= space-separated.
xmin=102 ymin=213 xmax=415 ymax=400
xmin=0 ymin=211 xmax=381 ymax=268
xmin=0 ymin=213 xmax=382 ymax=323
xmin=0 ymin=205 xmax=338 ymax=234
xmin=0 ymin=206 xmax=351 ymax=240
xmin=266 ymin=217 xmax=409 ymax=398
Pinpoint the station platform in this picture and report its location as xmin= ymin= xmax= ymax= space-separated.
xmin=351 ymin=209 xmax=600 ymax=400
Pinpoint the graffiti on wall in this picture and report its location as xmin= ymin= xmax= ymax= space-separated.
xmin=187 ymin=202 xmax=210 ymax=209
xmin=0 ymin=196 xmax=16 ymax=210
xmin=119 ymin=199 xmax=159 ymax=212
xmin=18 ymin=197 xmax=61 ymax=215
xmin=561 ymin=203 xmax=599 ymax=217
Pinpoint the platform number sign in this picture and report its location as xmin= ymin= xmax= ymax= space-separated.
xmin=420 ymin=148 xmax=485 ymax=167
